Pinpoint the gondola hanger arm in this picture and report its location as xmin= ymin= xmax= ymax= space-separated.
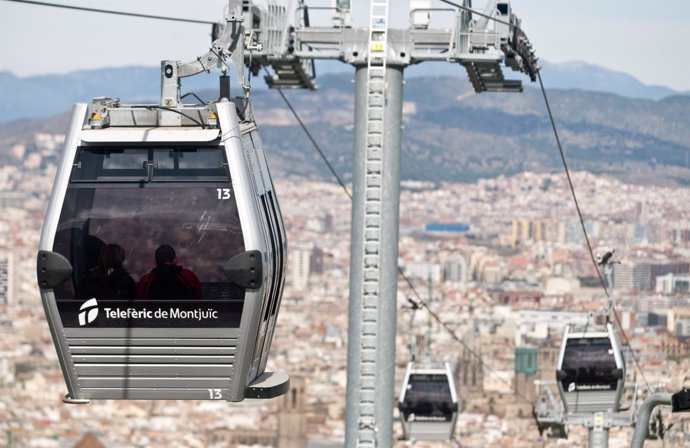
xmin=160 ymin=0 xmax=261 ymax=108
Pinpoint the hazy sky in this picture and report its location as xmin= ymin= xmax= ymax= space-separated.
xmin=0 ymin=0 xmax=688 ymax=90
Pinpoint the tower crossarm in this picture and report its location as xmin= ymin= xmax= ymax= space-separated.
xmin=266 ymin=1 xmax=538 ymax=92
xmin=230 ymin=1 xmax=539 ymax=92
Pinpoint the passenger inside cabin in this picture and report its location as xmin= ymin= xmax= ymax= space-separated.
xmin=77 ymin=243 xmax=136 ymax=300
xmin=136 ymin=244 xmax=203 ymax=300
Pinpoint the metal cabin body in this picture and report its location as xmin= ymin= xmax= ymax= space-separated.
xmin=398 ymin=362 xmax=459 ymax=441
xmin=37 ymin=97 xmax=288 ymax=402
xmin=556 ymin=323 xmax=626 ymax=415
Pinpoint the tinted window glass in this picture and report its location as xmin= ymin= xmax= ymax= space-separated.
xmin=72 ymin=146 xmax=228 ymax=181
xmin=52 ymin=184 xmax=247 ymax=329
xmin=54 ymin=183 xmax=245 ymax=299
xmin=401 ymin=373 xmax=455 ymax=421
xmin=561 ymin=337 xmax=618 ymax=391
xmin=52 ymin=146 xmax=248 ymax=328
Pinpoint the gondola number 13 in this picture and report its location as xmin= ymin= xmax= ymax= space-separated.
xmin=216 ymin=188 xmax=231 ymax=200
xmin=208 ymin=388 xmax=222 ymax=399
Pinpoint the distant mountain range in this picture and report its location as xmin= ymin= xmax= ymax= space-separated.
xmin=320 ymin=59 xmax=687 ymax=101
xmin=0 ymin=60 xmax=687 ymax=124
xmin=247 ymin=74 xmax=690 ymax=186
xmin=1 ymin=68 xmax=688 ymax=188
xmin=525 ymin=61 xmax=684 ymax=100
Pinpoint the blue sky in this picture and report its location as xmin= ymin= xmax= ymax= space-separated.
xmin=0 ymin=0 xmax=688 ymax=91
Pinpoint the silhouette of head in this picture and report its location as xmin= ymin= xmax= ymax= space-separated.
xmin=155 ymin=244 xmax=176 ymax=266
xmin=99 ymin=244 xmax=126 ymax=270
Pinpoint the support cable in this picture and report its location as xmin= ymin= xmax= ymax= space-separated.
xmin=442 ymin=0 xmax=653 ymax=392
xmin=439 ymin=0 xmax=515 ymax=29
xmin=536 ymin=70 xmax=650 ymax=389
xmin=398 ymin=271 xmax=537 ymax=405
xmin=267 ymin=72 xmax=352 ymax=200
xmin=131 ymin=105 xmax=206 ymax=128
xmin=536 ymin=72 xmax=604 ymax=289
xmin=1 ymin=0 xmax=215 ymax=25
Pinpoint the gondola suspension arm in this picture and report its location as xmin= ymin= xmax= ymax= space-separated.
xmin=160 ymin=0 xmax=263 ymax=111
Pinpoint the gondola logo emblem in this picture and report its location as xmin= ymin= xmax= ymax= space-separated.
xmin=568 ymin=382 xmax=576 ymax=392
xmin=78 ymin=298 xmax=99 ymax=326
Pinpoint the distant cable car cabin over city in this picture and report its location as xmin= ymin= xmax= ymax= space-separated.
xmin=555 ymin=253 xmax=626 ymax=417
xmin=535 ymin=253 xmax=644 ymax=446
xmin=398 ymin=362 xmax=459 ymax=441
xmin=36 ymin=2 xmax=288 ymax=403
xmin=556 ymin=322 xmax=626 ymax=415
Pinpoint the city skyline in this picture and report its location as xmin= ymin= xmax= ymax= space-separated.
xmin=1 ymin=1 xmax=689 ymax=445
xmin=2 ymin=131 xmax=689 ymax=444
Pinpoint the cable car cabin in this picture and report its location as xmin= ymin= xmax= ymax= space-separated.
xmin=36 ymin=98 xmax=288 ymax=403
xmin=398 ymin=362 xmax=459 ymax=441
xmin=556 ymin=323 xmax=625 ymax=415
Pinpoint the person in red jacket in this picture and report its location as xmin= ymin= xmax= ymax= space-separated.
xmin=136 ymin=244 xmax=203 ymax=300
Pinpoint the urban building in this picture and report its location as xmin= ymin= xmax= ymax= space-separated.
xmin=0 ymin=253 xmax=14 ymax=305
xmin=668 ymin=308 xmax=690 ymax=337
xmin=656 ymin=273 xmax=690 ymax=294
xmin=288 ymin=242 xmax=324 ymax=290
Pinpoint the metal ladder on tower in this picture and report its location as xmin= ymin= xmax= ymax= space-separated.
xmin=357 ymin=0 xmax=389 ymax=446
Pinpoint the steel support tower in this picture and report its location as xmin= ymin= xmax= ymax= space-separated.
xmin=236 ymin=0 xmax=538 ymax=445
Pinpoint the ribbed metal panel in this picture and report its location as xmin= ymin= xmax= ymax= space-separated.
xmin=72 ymin=355 xmax=235 ymax=364
xmin=67 ymin=335 xmax=237 ymax=399
xmin=66 ymin=338 xmax=236 ymax=346
xmin=564 ymin=390 xmax=619 ymax=415
xmin=404 ymin=421 xmax=454 ymax=441
xmin=70 ymin=346 xmax=235 ymax=355
xmin=79 ymin=388 xmax=233 ymax=400
xmin=75 ymin=364 xmax=233 ymax=377
xmin=78 ymin=377 xmax=231 ymax=388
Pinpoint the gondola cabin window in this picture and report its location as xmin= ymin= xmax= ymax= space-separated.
xmin=402 ymin=374 xmax=455 ymax=421
xmin=561 ymin=337 xmax=618 ymax=391
xmin=51 ymin=145 xmax=246 ymax=328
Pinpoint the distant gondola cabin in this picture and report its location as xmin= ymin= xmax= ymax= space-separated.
xmin=556 ymin=323 xmax=625 ymax=415
xmin=398 ymin=362 xmax=459 ymax=440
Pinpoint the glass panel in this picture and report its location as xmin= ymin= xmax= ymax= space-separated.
xmin=401 ymin=373 xmax=455 ymax=421
xmin=54 ymin=183 xmax=244 ymax=297
xmin=102 ymin=149 xmax=148 ymax=170
xmin=72 ymin=146 xmax=228 ymax=181
xmin=52 ymin=183 xmax=246 ymax=328
xmin=53 ymin=145 xmax=245 ymax=328
xmin=155 ymin=150 xmax=175 ymax=170
xmin=561 ymin=337 xmax=618 ymax=391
